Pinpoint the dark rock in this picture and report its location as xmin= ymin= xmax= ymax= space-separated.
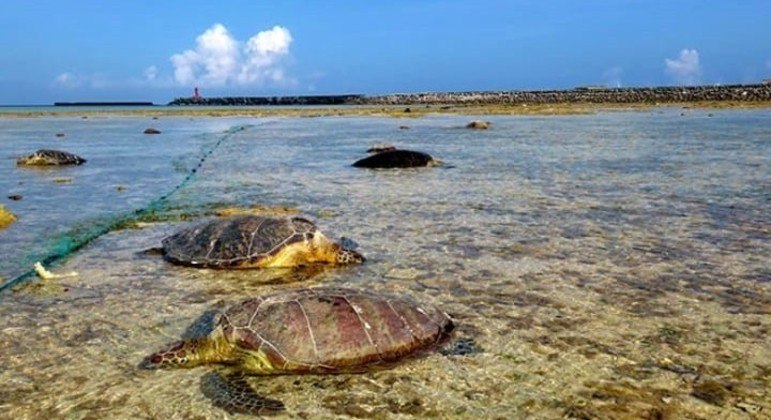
xmin=353 ymin=150 xmax=435 ymax=168
xmin=8 ymin=195 xmax=22 ymax=201
xmin=143 ymin=128 xmax=162 ymax=134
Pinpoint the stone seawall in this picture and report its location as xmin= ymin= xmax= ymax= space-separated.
xmin=356 ymin=84 xmax=771 ymax=105
xmin=168 ymin=94 xmax=364 ymax=106
xmin=167 ymin=85 xmax=771 ymax=107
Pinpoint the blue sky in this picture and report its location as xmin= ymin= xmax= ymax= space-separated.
xmin=1 ymin=1 xmax=769 ymax=104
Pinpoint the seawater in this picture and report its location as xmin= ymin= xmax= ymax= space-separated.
xmin=0 ymin=109 xmax=769 ymax=418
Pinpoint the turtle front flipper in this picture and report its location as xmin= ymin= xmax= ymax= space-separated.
xmin=200 ymin=370 xmax=285 ymax=415
xmin=181 ymin=308 xmax=223 ymax=340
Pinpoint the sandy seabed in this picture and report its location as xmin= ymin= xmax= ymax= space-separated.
xmin=0 ymin=109 xmax=768 ymax=419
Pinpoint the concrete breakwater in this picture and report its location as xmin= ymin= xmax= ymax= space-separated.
xmin=168 ymin=84 xmax=771 ymax=107
xmin=54 ymin=102 xmax=155 ymax=106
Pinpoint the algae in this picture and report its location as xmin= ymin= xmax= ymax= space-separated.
xmin=0 ymin=205 xmax=16 ymax=229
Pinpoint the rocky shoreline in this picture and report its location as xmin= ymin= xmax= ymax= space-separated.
xmin=168 ymin=84 xmax=771 ymax=106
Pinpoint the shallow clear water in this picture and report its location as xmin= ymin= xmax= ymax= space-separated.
xmin=0 ymin=109 xmax=769 ymax=418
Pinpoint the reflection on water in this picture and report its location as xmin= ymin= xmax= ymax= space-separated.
xmin=0 ymin=109 xmax=769 ymax=418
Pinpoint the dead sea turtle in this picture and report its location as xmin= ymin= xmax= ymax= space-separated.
xmin=353 ymin=149 xmax=436 ymax=168
xmin=141 ymin=287 xmax=455 ymax=414
xmin=16 ymin=149 xmax=86 ymax=166
xmin=161 ymin=215 xmax=364 ymax=268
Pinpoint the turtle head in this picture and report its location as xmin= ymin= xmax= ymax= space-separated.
xmin=335 ymin=247 xmax=365 ymax=265
xmin=140 ymin=336 xmax=230 ymax=370
xmin=140 ymin=340 xmax=202 ymax=369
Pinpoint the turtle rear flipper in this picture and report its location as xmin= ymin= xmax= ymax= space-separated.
xmin=138 ymin=247 xmax=165 ymax=256
xmin=201 ymin=371 xmax=285 ymax=415
xmin=439 ymin=337 xmax=482 ymax=356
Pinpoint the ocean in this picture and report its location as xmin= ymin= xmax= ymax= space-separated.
xmin=0 ymin=108 xmax=769 ymax=418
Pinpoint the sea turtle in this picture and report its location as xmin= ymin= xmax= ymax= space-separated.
xmin=16 ymin=149 xmax=86 ymax=166
xmin=353 ymin=149 xmax=436 ymax=168
xmin=141 ymin=287 xmax=455 ymax=414
xmin=161 ymin=215 xmax=364 ymax=268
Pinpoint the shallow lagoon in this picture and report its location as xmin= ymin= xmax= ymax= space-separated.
xmin=0 ymin=109 xmax=769 ymax=418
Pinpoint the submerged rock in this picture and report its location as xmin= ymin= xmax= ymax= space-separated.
xmin=466 ymin=120 xmax=490 ymax=129
xmin=143 ymin=128 xmax=162 ymax=134
xmin=353 ymin=149 xmax=435 ymax=168
xmin=16 ymin=149 xmax=86 ymax=166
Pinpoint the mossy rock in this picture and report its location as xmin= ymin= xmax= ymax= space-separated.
xmin=0 ymin=205 xmax=17 ymax=229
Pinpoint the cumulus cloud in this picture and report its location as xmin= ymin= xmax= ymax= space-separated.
xmin=665 ymin=49 xmax=702 ymax=85
xmin=170 ymin=23 xmax=294 ymax=87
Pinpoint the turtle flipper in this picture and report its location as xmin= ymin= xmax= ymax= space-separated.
xmin=200 ymin=371 xmax=285 ymax=415
xmin=138 ymin=247 xmax=165 ymax=256
xmin=181 ymin=308 xmax=222 ymax=340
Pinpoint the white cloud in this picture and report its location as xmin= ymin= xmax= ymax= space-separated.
xmin=602 ymin=66 xmax=623 ymax=88
xmin=54 ymin=72 xmax=80 ymax=88
xmin=53 ymin=72 xmax=110 ymax=89
xmin=170 ymin=23 xmax=294 ymax=87
xmin=144 ymin=65 xmax=158 ymax=81
xmin=665 ymin=49 xmax=702 ymax=85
